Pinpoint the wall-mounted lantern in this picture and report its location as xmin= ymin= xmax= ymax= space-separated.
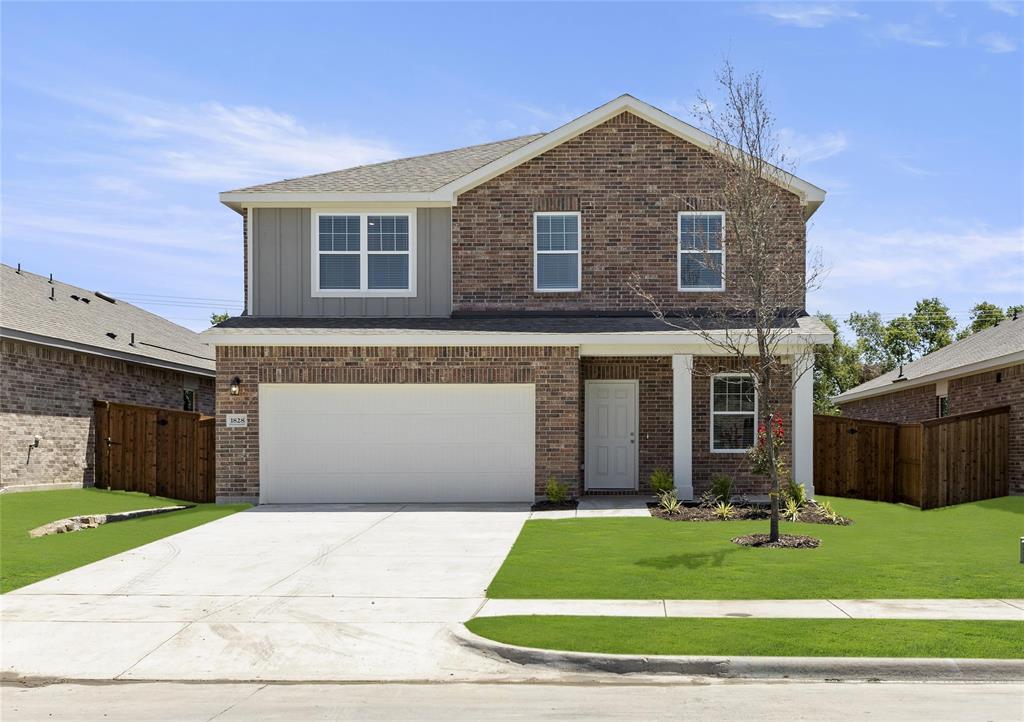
xmin=229 ymin=377 xmax=241 ymax=396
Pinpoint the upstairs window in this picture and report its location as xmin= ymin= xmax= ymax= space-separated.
xmin=711 ymin=374 xmax=756 ymax=452
xmin=534 ymin=212 xmax=581 ymax=292
xmin=314 ymin=211 xmax=416 ymax=296
xmin=679 ymin=211 xmax=725 ymax=291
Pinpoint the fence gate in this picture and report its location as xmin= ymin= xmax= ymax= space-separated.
xmin=94 ymin=400 xmax=215 ymax=503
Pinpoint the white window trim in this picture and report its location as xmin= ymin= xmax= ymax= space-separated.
xmin=311 ymin=209 xmax=417 ymax=297
xmin=678 ymin=210 xmax=725 ymax=293
xmin=533 ymin=211 xmax=582 ymax=293
xmin=710 ymin=372 xmax=757 ymax=454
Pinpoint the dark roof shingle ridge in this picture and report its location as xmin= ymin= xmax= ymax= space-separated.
xmin=227 ymin=132 xmax=546 ymax=193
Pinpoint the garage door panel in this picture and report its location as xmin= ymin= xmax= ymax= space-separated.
xmin=259 ymin=384 xmax=535 ymax=503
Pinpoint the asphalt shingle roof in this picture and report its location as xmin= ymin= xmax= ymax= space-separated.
xmin=228 ymin=134 xmax=544 ymax=194
xmin=834 ymin=315 xmax=1023 ymax=402
xmin=0 ymin=264 xmax=215 ymax=375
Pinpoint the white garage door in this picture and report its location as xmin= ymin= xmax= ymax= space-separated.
xmin=259 ymin=384 xmax=536 ymax=503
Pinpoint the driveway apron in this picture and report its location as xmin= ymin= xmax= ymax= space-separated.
xmin=1 ymin=504 xmax=534 ymax=681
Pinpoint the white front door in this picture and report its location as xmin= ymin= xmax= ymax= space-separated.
xmin=584 ymin=380 xmax=638 ymax=490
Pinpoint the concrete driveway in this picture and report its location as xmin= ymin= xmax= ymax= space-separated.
xmin=1 ymin=504 xmax=535 ymax=682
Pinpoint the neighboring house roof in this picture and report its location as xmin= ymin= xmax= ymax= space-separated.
xmin=0 ymin=264 xmax=215 ymax=376
xmin=220 ymin=95 xmax=826 ymax=217
xmin=834 ymin=315 xmax=1024 ymax=404
xmin=202 ymin=314 xmax=832 ymax=347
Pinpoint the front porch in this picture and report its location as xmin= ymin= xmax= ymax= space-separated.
xmin=576 ymin=353 xmax=814 ymax=500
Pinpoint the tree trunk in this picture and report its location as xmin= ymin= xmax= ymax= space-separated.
xmin=767 ymin=414 xmax=781 ymax=542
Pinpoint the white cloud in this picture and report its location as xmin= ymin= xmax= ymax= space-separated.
xmin=978 ymin=32 xmax=1018 ymax=53
xmin=28 ymin=87 xmax=399 ymax=186
xmin=988 ymin=1 xmax=1020 ymax=16
xmin=882 ymin=23 xmax=947 ymax=48
xmin=888 ymin=158 xmax=938 ymax=177
xmin=779 ymin=128 xmax=850 ymax=164
xmin=750 ymin=3 xmax=864 ymax=28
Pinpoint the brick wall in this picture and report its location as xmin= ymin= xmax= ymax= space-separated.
xmin=838 ymin=383 xmax=937 ymax=424
xmin=452 ymin=110 xmax=806 ymax=313
xmin=949 ymin=363 xmax=1023 ymax=495
xmin=691 ymin=356 xmax=792 ymax=498
xmin=0 ymin=339 xmax=213 ymax=488
xmin=215 ymin=345 xmax=581 ymax=502
xmin=581 ymin=356 xmax=673 ymax=493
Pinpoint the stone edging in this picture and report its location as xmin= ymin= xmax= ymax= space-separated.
xmin=28 ymin=505 xmax=194 ymax=537
xmin=449 ymin=624 xmax=1024 ymax=682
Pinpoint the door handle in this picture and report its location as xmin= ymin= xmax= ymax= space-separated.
xmin=106 ymin=437 xmax=122 ymax=446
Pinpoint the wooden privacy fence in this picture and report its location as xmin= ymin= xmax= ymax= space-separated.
xmin=93 ymin=400 xmax=216 ymax=503
xmin=814 ymin=406 xmax=1010 ymax=509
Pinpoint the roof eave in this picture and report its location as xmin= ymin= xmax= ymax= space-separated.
xmin=833 ymin=349 xmax=1024 ymax=405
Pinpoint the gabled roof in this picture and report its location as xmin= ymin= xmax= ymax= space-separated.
xmin=220 ymin=95 xmax=826 ymax=217
xmin=0 ymin=264 xmax=215 ymax=376
xmin=834 ymin=315 xmax=1024 ymax=404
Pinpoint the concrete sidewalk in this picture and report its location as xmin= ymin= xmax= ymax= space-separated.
xmin=476 ymin=598 xmax=1024 ymax=620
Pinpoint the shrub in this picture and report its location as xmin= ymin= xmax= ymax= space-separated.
xmin=784 ymin=496 xmax=802 ymax=522
xmin=710 ymin=474 xmax=734 ymax=504
xmin=649 ymin=468 xmax=674 ymax=495
xmin=698 ymin=490 xmax=718 ymax=509
xmin=713 ymin=502 xmax=735 ymax=520
xmin=545 ymin=478 xmax=569 ymax=504
xmin=658 ymin=490 xmax=682 ymax=514
xmin=818 ymin=500 xmax=841 ymax=523
xmin=784 ymin=479 xmax=807 ymax=508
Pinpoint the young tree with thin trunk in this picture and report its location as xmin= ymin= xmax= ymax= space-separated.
xmin=631 ymin=63 xmax=825 ymax=543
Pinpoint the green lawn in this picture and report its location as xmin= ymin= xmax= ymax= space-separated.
xmin=0 ymin=488 xmax=249 ymax=593
xmin=488 ymin=496 xmax=1024 ymax=599
xmin=466 ymin=616 xmax=1024 ymax=659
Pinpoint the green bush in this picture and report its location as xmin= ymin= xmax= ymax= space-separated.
xmin=713 ymin=501 xmax=735 ymax=520
xmin=784 ymin=495 xmax=802 ymax=521
xmin=658 ymin=490 xmax=682 ymax=514
xmin=710 ymin=474 xmax=734 ymax=503
xmin=649 ymin=469 xmax=674 ymax=495
xmin=784 ymin=478 xmax=807 ymax=508
xmin=545 ymin=478 xmax=569 ymax=504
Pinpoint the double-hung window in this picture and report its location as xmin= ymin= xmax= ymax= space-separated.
xmin=313 ymin=211 xmax=416 ymax=296
xmin=711 ymin=374 xmax=757 ymax=452
xmin=534 ymin=212 xmax=581 ymax=292
xmin=678 ymin=211 xmax=725 ymax=291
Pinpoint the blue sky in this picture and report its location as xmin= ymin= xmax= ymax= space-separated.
xmin=3 ymin=1 xmax=1022 ymax=331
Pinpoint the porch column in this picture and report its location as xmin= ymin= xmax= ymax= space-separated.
xmin=792 ymin=352 xmax=815 ymax=498
xmin=672 ymin=354 xmax=694 ymax=500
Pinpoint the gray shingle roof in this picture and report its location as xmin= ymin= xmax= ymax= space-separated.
xmin=834 ymin=315 xmax=1023 ymax=402
xmin=228 ymin=134 xmax=544 ymax=194
xmin=0 ymin=264 xmax=215 ymax=375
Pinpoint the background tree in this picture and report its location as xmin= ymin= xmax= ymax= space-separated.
xmin=957 ymin=302 xmax=1010 ymax=338
xmin=210 ymin=311 xmax=230 ymax=325
xmin=910 ymin=297 xmax=957 ymax=355
xmin=812 ymin=314 xmax=862 ymax=414
xmin=631 ymin=62 xmax=822 ymax=543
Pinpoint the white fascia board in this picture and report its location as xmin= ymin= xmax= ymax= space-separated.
xmin=200 ymin=328 xmax=831 ymax=349
xmin=436 ymin=94 xmax=827 ymax=213
xmin=219 ymin=191 xmax=452 ymax=209
xmin=833 ymin=349 xmax=1024 ymax=404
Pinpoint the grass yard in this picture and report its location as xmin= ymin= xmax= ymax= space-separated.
xmin=466 ymin=616 xmax=1024 ymax=659
xmin=0 ymin=488 xmax=249 ymax=593
xmin=487 ymin=496 xmax=1024 ymax=599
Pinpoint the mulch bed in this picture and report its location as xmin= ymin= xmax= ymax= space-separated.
xmin=732 ymin=533 xmax=821 ymax=549
xmin=648 ymin=503 xmax=851 ymax=525
xmin=531 ymin=499 xmax=579 ymax=511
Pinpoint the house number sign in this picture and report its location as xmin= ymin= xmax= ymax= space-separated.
xmin=225 ymin=414 xmax=248 ymax=428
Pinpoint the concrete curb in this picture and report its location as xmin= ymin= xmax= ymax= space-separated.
xmin=450 ymin=624 xmax=1024 ymax=682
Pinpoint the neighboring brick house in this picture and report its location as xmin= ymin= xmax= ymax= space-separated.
xmin=205 ymin=95 xmax=830 ymax=505
xmin=0 ymin=264 xmax=215 ymax=490
xmin=835 ymin=316 xmax=1024 ymax=494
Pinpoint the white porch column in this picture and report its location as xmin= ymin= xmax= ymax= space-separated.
xmin=792 ymin=352 xmax=815 ymax=498
xmin=672 ymin=354 xmax=694 ymax=500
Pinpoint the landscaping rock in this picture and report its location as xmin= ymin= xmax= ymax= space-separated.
xmin=28 ymin=505 xmax=193 ymax=538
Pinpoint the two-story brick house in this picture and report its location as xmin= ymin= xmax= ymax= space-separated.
xmin=203 ymin=95 xmax=830 ymax=505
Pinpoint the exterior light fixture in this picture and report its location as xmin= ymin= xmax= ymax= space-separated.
xmin=229 ymin=377 xmax=241 ymax=396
